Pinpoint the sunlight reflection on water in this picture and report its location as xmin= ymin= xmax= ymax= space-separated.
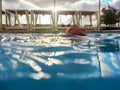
xmin=0 ymin=33 xmax=120 ymax=80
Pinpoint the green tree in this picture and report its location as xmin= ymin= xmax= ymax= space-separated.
xmin=117 ymin=10 xmax=120 ymax=27
xmin=101 ymin=6 xmax=118 ymax=27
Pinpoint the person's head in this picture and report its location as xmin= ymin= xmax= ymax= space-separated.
xmin=71 ymin=24 xmax=78 ymax=27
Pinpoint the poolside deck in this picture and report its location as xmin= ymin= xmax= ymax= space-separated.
xmin=0 ymin=29 xmax=120 ymax=33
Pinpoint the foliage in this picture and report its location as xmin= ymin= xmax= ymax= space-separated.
xmin=101 ymin=6 xmax=118 ymax=26
xmin=117 ymin=10 xmax=120 ymax=27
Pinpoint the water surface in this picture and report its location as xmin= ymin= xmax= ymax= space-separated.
xmin=0 ymin=33 xmax=120 ymax=90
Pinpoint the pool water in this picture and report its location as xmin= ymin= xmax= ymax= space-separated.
xmin=0 ymin=33 xmax=120 ymax=90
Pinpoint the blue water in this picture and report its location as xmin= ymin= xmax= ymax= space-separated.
xmin=0 ymin=33 xmax=120 ymax=90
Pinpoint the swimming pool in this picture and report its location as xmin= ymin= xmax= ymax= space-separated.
xmin=0 ymin=33 xmax=120 ymax=90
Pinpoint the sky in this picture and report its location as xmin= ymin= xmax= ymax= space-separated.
xmin=2 ymin=0 xmax=120 ymax=11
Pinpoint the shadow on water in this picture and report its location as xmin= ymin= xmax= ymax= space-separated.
xmin=98 ymin=39 xmax=119 ymax=52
